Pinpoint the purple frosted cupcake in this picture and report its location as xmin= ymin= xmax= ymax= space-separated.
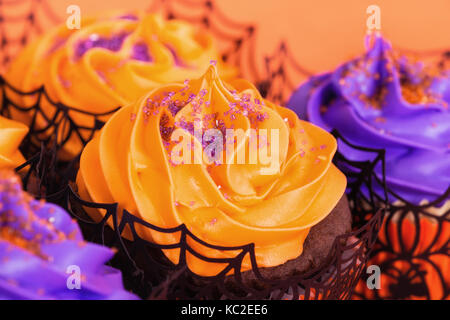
xmin=0 ymin=170 xmax=137 ymax=300
xmin=288 ymin=34 xmax=449 ymax=204
xmin=287 ymin=34 xmax=450 ymax=299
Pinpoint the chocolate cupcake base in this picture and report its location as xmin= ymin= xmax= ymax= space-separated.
xmin=229 ymin=195 xmax=352 ymax=291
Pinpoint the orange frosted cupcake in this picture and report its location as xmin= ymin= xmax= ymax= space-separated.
xmin=5 ymin=12 xmax=236 ymax=158
xmin=76 ymin=64 xmax=350 ymax=282
xmin=0 ymin=115 xmax=28 ymax=170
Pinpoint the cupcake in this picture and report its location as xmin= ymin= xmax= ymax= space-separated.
xmin=0 ymin=115 xmax=28 ymax=170
xmin=288 ymin=34 xmax=449 ymax=299
xmin=0 ymin=169 xmax=137 ymax=300
xmin=5 ymin=12 xmax=236 ymax=158
xmin=76 ymin=63 xmax=350 ymax=287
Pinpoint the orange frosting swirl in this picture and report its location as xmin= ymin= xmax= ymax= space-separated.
xmin=0 ymin=116 xmax=28 ymax=170
xmin=5 ymin=12 xmax=236 ymax=158
xmin=77 ymin=65 xmax=347 ymax=276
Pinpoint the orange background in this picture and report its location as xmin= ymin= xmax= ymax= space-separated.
xmin=2 ymin=0 xmax=449 ymax=86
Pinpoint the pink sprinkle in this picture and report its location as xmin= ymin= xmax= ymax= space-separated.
xmin=130 ymin=113 xmax=136 ymax=121
xmin=174 ymin=201 xmax=180 ymax=207
xmin=59 ymin=76 xmax=71 ymax=88
xmin=184 ymin=79 xmax=190 ymax=85
xmin=189 ymin=201 xmax=195 ymax=206
xmin=210 ymin=218 xmax=217 ymax=225
xmin=96 ymin=70 xmax=108 ymax=83
xmin=320 ymin=144 xmax=327 ymax=150
xmin=210 ymin=60 xmax=217 ymax=66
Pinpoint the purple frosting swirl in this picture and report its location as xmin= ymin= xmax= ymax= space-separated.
xmin=288 ymin=35 xmax=450 ymax=204
xmin=131 ymin=43 xmax=153 ymax=62
xmin=74 ymin=32 xmax=131 ymax=60
xmin=0 ymin=170 xmax=137 ymax=300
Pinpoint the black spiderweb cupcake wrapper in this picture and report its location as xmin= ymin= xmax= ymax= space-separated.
xmin=0 ymin=76 xmax=120 ymax=154
xmin=352 ymin=186 xmax=450 ymax=300
xmin=14 ymin=129 xmax=387 ymax=300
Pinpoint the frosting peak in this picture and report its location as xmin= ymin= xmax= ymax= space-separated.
xmin=288 ymin=35 xmax=450 ymax=203
xmin=0 ymin=116 xmax=28 ymax=170
xmin=77 ymin=65 xmax=347 ymax=276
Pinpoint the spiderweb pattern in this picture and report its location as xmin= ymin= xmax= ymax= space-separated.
xmin=0 ymin=77 xmax=120 ymax=192
xmin=0 ymin=0 xmax=59 ymax=71
xmin=353 ymin=187 xmax=450 ymax=300
xmin=146 ymin=0 xmax=313 ymax=105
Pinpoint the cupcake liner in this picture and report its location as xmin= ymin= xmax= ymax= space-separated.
xmin=13 ymin=128 xmax=387 ymax=300
xmin=353 ymin=185 xmax=450 ymax=300
xmin=14 ymin=146 xmax=74 ymax=201
xmin=0 ymin=75 xmax=120 ymax=159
